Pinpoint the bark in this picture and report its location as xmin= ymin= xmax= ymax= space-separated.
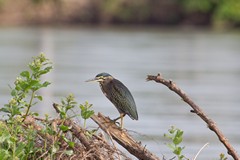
xmin=91 ymin=113 xmax=161 ymax=160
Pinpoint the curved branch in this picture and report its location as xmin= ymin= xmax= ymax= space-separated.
xmin=146 ymin=73 xmax=239 ymax=160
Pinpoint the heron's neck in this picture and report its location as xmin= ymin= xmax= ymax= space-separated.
xmin=99 ymin=80 xmax=109 ymax=92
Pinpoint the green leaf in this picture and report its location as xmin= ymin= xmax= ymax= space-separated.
xmin=0 ymin=107 xmax=10 ymax=113
xmin=0 ymin=130 xmax=11 ymax=143
xmin=169 ymin=130 xmax=174 ymax=134
xmin=85 ymin=110 xmax=94 ymax=119
xmin=80 ymin=102 xmax=95 ymax=120
xmin=173 ymin=146 xmax=183 ymax=155
xmin=176 ymin=130 xmax=184 ymax=137
xmin=80 ymin=105 xmax=85 ymax=111
xmin=29 ymin=80 xmax=42 ymax=90
xmin=32 ymin=112 xmax=39 ymax=116
xmin=42 ymin=81 xmax=51 ymax=87
xmin=19 ymin=81 xmax=31 ymax=91
xmin=173 ymin=136 xmax=183 ymax=145
xmin=61 ymin=99 xmax=66 ymax=105
xmin=44 ymin=66 xmax=53 ymax=71
xmin=179 ymin=155 xmax=184 ymax=159
xmin=66 ymin=105 xmax=74 ymax=110
xmin=15 ymin=142 xmax=26 ymax=157
xmin=59 ymin=125 xmax=71 ymax=132
xmin=35 ymin=95 xmax=43 ymax=101
xmin=68 ymin=142 xmax=75 ymax=148
xmin=60 ymin=111 xmax=67 ymax=119
xmin=11 ymin=106 xmax=21 ymax=116
xmin=37 ymin=66 xmax=52 ymax=76
xmin=20 ymin=71 xmax=30 ymax=79
xmin=0 ymin=149 xmax=10 ymax=160
xmin=10 ymin=89 xmax=17 ymax=96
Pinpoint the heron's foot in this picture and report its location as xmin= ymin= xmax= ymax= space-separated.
xmin=110 ymin=115 xmax=125 ymax=130
xmin=108 ymin=118 xmax=123 ymax=129
xmin=110 ymin=118 xmax=120 ymax=126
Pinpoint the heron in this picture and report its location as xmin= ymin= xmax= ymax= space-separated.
xmin=86 ymin=72 xmax=138 ymax=129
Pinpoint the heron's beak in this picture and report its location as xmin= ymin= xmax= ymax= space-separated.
xmin=85 ymin=77 xmax=101 ymax=82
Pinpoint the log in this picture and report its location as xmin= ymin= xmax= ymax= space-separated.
xmin=91 ymin=113 xmax=161 ymax=160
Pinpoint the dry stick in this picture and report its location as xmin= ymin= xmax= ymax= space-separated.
xmin=91 ymin=113 xmax=161 ymax=160
xmin=146 ymin=73 xmax=239 ymax=160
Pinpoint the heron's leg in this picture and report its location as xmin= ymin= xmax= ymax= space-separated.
xmin=113 ymin=113 xmax=125 ymax=121
xmin=120 ymin=114 xmax=124 ymax=129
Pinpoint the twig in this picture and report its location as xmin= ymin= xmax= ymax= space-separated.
xmin=146 ymin=73 xmax=239 ymax=160
xmin=91 ymin=113 xmax=161 ymax=160
xmin=105 ymin=127 xmax=121 ymax=160
xmin=193 ymin=142 xmax=209 ymax=160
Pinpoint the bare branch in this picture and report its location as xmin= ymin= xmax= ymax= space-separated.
xmin=91 ymin=113 xmax=161 ymax=160
xmin=146 ymin=73 xmax=239 ymax=160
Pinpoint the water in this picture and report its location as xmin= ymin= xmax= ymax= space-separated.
xmin=0 ymin=26 xmax=240 ymax=159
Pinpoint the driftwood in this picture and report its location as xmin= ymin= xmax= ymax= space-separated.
xmin=21 ymin=103 xmax=162 ymax=160
xmin=24 ymin=115 xmax=129 ymax=160
xmin=91 ymin=113 xmax=161 ymax=160
xmin=146 ymin=73 xmax=239 ymax=160
xmin=22 ymin=104 xmax=135 ymax=160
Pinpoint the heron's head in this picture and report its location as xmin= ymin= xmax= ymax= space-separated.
xmin=86 ymin=72 xmax=113 ymax=83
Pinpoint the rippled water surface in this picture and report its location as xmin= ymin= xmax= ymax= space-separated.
xmin=0 ymin=26 xmax=240 ymax=159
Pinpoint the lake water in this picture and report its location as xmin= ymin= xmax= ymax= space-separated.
xmin=0 ymin=26 xmax=239 ymax=159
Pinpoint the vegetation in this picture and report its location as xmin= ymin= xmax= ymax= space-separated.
xmin=0 ymin=0 xmax=239 ymax=28
xmin=164 ymin=126 xmax=188 ymax=160
xmin=0 ymin=54 xmax=99 ymax=159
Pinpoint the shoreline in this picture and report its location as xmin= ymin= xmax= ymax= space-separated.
xmin=0 ymin=0 xmax=239 ymax=28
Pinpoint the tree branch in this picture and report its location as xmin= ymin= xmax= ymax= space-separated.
xmin=91 ymin=113 xmax=161 ymax=160
xmin=146 ymin=73 xmax=239 ymax=160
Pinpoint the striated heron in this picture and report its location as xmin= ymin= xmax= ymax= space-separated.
xmin=86 ymin=72 xmax=138 ymax=129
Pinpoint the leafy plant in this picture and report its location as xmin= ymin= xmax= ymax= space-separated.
xmin=0 ymin=119 xmax=40 ymax=160
xmin=0 ymin=53 xmax=52 ymax=122
xmin=0 ymin=53 xmax=52 ymax=159
xmin=79 ymin=101 xmax=94 ymax=129
xmin=51 ymin=94 xmax=79 ymax=154
xmin=58 ymin=93 xmax=77 ymax=120
xmin=164 ymin=126 xmax=189 ymax=160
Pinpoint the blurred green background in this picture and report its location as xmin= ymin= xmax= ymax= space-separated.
xmin=0 ymin=0 xmax=240 ymax=28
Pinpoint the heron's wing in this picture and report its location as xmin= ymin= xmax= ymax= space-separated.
xmin=109 ymin=79 xmax=138 ymax=120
